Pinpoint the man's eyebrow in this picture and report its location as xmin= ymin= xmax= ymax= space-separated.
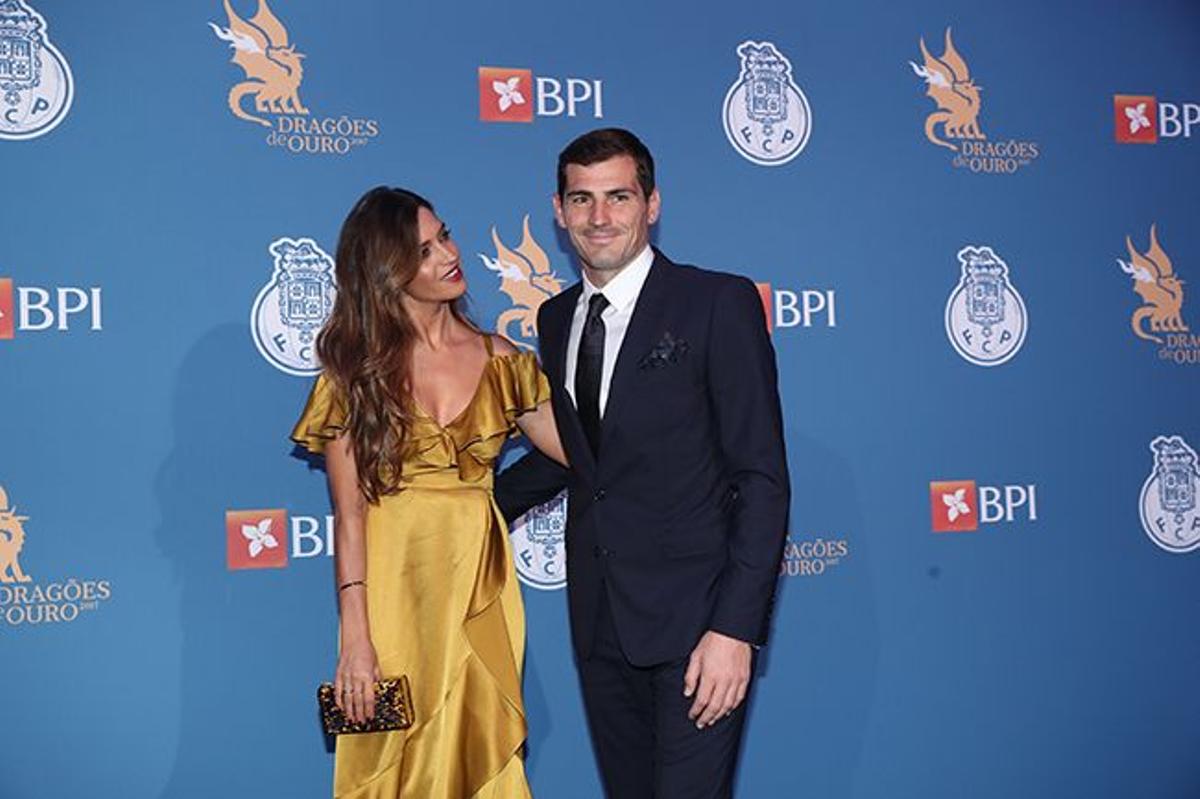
xmin=565 ymin=187 xmax=636 ymax=197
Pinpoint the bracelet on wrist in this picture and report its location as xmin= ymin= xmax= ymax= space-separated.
xmin=338 ymin=579 xmax=366 ymax=593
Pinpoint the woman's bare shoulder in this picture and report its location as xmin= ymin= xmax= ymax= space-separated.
xmin=485 ymin=333 xmax=519 ymax=356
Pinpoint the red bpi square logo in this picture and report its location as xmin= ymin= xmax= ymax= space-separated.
xmin=755 ymin=282 xmax=774 ymax=333
xmin=479 ymin=67 xmax=533 ymax=123
xmin=1114 ymin=95 xmax=1157 ymax=143
xmin=0 ymin=279 xmax=13 ymax=340
xmin=227 ymin=509 xmax=288 ymax=570
xmin=930 ymin=481 xmax=978 ymax=532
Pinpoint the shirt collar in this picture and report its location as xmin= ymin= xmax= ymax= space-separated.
xmin=580 ymin=245 xmax=654 ymax=313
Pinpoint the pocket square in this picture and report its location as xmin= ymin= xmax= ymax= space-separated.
xmin=638 ymin=331 xmax=689 ymax=369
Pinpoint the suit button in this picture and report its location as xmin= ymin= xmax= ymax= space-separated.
xmin=592 ymin=545 xmax=607 ymax=558
xmin=593 ymin=489 xmax=606 ymax=501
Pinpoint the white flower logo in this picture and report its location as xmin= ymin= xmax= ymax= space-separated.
xmin=1125 ymin=103 xmax=1151 ymax=134
xmin=943 ymin=489 xmax=971 ymax=522
xmin=493 ymin=77 xmax=526 ymax=113
xmin=242 ymin=518 xmax=280 ymax=558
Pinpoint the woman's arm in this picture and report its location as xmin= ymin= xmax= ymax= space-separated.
xmin=327 ymin=433 xmax=381 ymax=723
xmin=517 ymin=401 xmax=568 ymax=467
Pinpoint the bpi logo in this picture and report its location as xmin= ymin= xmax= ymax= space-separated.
xmin=1139 ymin=435 xmax=1200 ymax=554
xmin=250 ymin=237 xmax=336 ymax=376
xmin=945 ymin=245 xmax=1027 ymax=366
xmin=0 ymin=278 xmax=103 ymax=340
xmin=930 ymin=480 xmax=1039 ymax=532
xmin=509 ymin=493 xmax=567 ymax=590
xmin=1114 ymin=95 xmax=1200 ymax=144
xmin=225 ymin=508 xmax=336 ymax=570
xmin=0 ymin=0 xmax=73 ymax=141
xmin=723 ymin=40 xmax=812 ymax=166
xmin=755 ymin=283 xmax=837 ymax=332
xmin=478 ymin=67 xmax=604 ymax=123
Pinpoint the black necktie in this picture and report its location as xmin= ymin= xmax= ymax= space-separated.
xmin=575 ymin=293 xmax=609 ymax=456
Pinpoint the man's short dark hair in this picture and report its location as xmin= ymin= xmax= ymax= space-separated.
xmin=557 ymin=128 xmax=655 ymax=199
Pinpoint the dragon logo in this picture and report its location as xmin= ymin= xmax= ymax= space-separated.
xmin=206 ymin=0 xmax=302 ymax=126
xmin=0 ymin=485 xmax=31 ymax=584
xmin=209 ymin=0 xmax=307 ymax=128
xmin=478 ymin=215 xmax=564 ymax=349
xmin=0 ymin=484 xmax=114 ymax=626
xmin=909 ymin=28 xmax=1038 ymax=173
xmin=909 ymin=28 xmax=983 ymax=151
xmin=208 ymin=0 xmax=378 ymax=153
xmin=1117 ymin=224 xmax=1187 ymax=344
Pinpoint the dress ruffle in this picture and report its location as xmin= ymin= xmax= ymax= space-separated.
xmin=292 ymin=352 xmax=550 ymax=486
xmin=450 ymin=352 xmax=551 ymax=483
xmin=290 ymin=373 xmax=348 ymax=454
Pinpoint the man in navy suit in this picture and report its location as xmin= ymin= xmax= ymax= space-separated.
xmin=497 ymin=128 xmax=790 ymax=798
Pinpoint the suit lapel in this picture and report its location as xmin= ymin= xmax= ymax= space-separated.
xmin=543 ymin=283 xmax=596 ymax=474
xmin=552 ymin=283 xmax=582 ymax=383
xmin=599 ymin=252 xmax=673 ymax=453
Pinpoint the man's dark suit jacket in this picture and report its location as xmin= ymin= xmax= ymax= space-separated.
xmin=497 ymin=250 xmax=790 ymax=667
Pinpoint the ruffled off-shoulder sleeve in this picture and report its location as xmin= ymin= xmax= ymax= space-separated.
xmin=493 ymin=351 xmax=551 ymax=434
xmin=290 ymin=373 xmax=348 ymax=454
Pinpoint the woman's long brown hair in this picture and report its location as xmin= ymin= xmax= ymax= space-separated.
xmin=316 ymin=186 xmax=470 ymax=502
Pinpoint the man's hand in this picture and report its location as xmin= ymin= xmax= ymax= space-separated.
xmin=683 ymin=630 xmax=751 ymax=728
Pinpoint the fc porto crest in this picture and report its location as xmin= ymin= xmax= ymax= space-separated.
xmin=722 ymin=40 xmax=811 ymax=166
xmin=251 ymin=237 xmax=336 ymax=376
xmin=1140 ymin=435 xmax=1200 ymax=554
xmin=945 ymin=245 xmax=1027 ymax=366
xmin=509 ymin=492 xmax=567 ymax=590
xmin=0 ymin=0 xmax=73 ymax=140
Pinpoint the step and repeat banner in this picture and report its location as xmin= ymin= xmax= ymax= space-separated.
xmin=3 ymin=1 xmax=1198 ymax=797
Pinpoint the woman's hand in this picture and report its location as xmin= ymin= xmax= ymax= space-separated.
xmin=334 ymin=633 xmax=381 ymax=724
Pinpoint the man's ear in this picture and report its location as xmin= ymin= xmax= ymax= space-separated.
xmin=552 ymin=193 xmax=566 ymax=228
xmin=647 ymin=188 xmax=662 ymax=225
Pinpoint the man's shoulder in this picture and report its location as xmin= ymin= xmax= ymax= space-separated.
xmin=655 ymin=252 xmax=756 ymax=296
xmin=538 ymin=283 xmax=581 ymax=324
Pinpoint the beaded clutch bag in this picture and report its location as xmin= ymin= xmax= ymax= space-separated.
xmin=317 ymin=676 xmax=414 ymax=735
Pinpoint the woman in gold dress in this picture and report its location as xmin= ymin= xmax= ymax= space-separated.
xmin=291 ymin=187 xmax=565 ymax=798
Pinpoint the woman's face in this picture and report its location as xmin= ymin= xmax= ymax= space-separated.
xmin=403 ymin=206 xmax=465 ymax=304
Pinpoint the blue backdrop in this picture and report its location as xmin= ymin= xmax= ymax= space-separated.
xmin=3 ymin=1 xmax=1199 ymax=797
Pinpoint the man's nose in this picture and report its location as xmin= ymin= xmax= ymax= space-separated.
xmin=589 ymin=201 xmax=611 ymax=227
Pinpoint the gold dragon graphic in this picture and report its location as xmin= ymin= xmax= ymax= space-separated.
xmin=1118 ymin=225 xmax=1188 ymax=343
xmin=479 ymin=216 xmax=563 ymax=347
xmin=209 ymin=0 xmax=308 ymax=128
xmin=910 ymin=28 xmax=984 ymax=151
xmin=0 ymin=486 xmax=31 ymax=584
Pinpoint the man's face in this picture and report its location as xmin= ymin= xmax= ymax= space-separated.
xmin=553 ymin=154 xmax=660 ymax=279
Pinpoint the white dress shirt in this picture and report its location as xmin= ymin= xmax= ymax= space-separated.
xmin=564 ymin=245 xmax=655 ymax=417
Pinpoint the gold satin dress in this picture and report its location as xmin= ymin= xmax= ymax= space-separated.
xmin=292 ymin=342 xmax=547 ymax=798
